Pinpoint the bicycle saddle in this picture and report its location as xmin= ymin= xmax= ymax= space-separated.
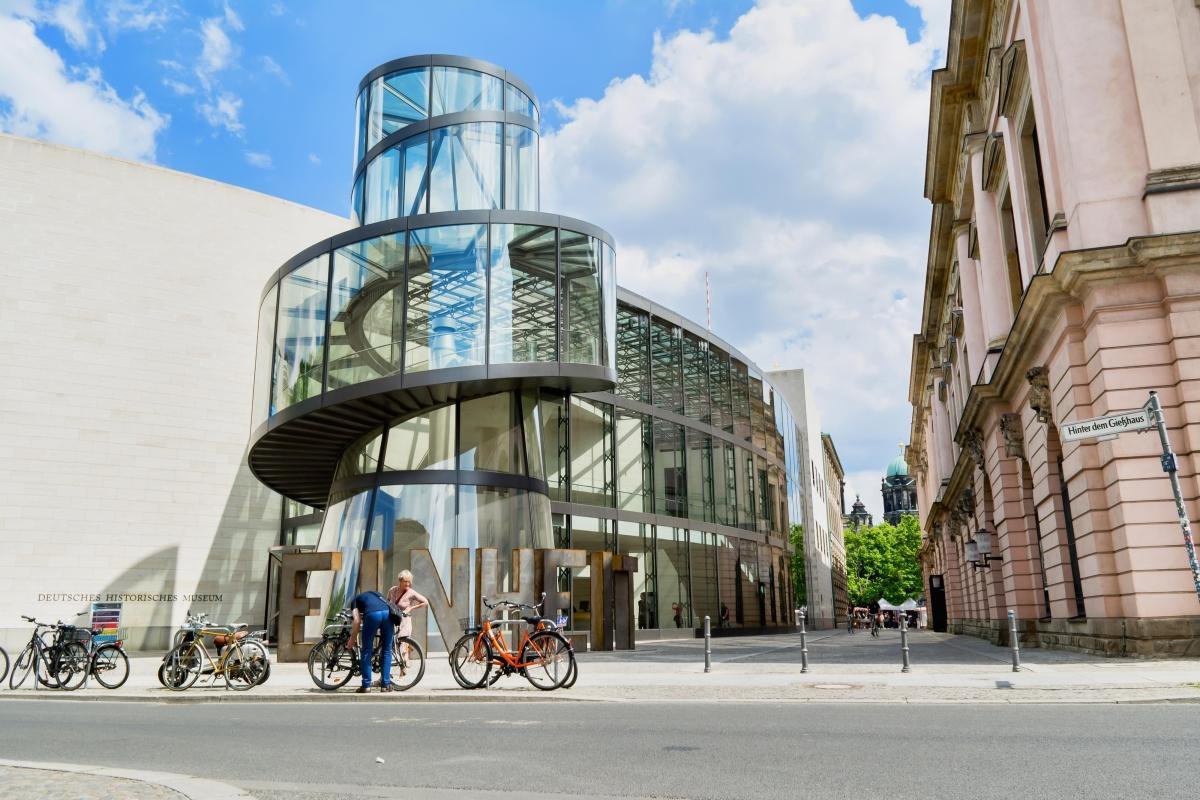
xmin=522 ymin=616 xmax=543 ymax=626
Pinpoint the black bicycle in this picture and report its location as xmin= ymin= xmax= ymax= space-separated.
xmin=0 ymin=643 xmax=8 ymax=686
xmin=54 ymin=625 xmax=130 ymax=690
xmin=9 ymin=616 xmax=66 ymax=689
xmin=307 ymin=609 xmax=425 ymax=691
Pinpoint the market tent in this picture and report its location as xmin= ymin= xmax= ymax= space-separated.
xmin=877 ymin=598 xmax=919 ymax=610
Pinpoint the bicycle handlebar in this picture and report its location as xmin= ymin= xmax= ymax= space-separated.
xmin=480 ymin=592 xmax=548 ymax=613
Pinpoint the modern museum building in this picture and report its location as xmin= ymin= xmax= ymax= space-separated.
xmin=0 ymin=56 xmax=812 ymax=651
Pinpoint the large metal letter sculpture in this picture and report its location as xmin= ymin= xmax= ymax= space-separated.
xmin=358 ymin=549 xmax=384 ymax=595
xmin=535 ymin=549 xmax=587 ymax=629
xmin=408 ymin=547 xmax=471 ymax=653
xmin=475 ymin=548 xmax=536 ymax=621
xmin=590 ymin=552 xmax=639 ymax=651
xmin=278 ymin=551 xmax=341 ymax=663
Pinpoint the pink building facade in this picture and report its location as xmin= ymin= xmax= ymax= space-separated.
xmin=909 ymin=0 xmax=1200 ymax=655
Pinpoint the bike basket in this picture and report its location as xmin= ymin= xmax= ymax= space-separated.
xmin=458 ymin=617 xmax=481 ymax=634
xmin=69 ymin=628 xmax=93 ymax=642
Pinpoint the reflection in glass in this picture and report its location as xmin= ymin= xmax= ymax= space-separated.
xmin=458 ymin=393 xmax=522 ymax=474
xmin=615 ymin=408 xmax=652 ymax=512
xmin=383 ymin=406 xmax=456 ymax=471
xmin=272 ymin=256 xmax=328 ymax=414
xmin=731 ymin=359 xmax=751 ymax=442
xmin=363 ymin=147 xmax=400 ymax=224
xmin=369 ymin=68 xmax=429 ymax=147
xmin=682 ymin=334 xmax=709 ymax=423
xmin=309 ymin=489 xmax=373 ymax=634
xmin=354 ymin=87 xmax=368 ymax=163
xmin=749 ymin=371 xmax=766 ymax=450
xmin=505 ymin=83 xmax=536 ymax=119
xmin=651 ymin=320 xmax=683 ymax=413
xmin=428 ymin=123 xmax=503 ymax=212
xmin=328 ymin=234 xmax=405 ymax=389
xmin=520 ymin=391 xmax=545 ymax=482
xmin=618 ymin=521 xmax=656 ymax=629
xmin=489 ymin=224 xmax=556 ymax=364
xmin=568 ymin=515 xmax=612 ymax=630
xmin=616 ymin=305 xmax=650 ymax=403
xmin=539 ymin=393 xmax=568 ymax=501
xmin=686 ymin=429 xmax=714 ymax=522
xmin=657 ymin=528 xmax=691 ymax=629
xmin=431 ymin=67 xmax=503 ymax=115
xmin=405 ymin=225 xmax=487 ymax=372
xmin=351 ymin=173 xmax=364 ymax=226
xmin=654 ymin=418 xmax=686 ymax=517
xmin=252 ymin=286 xmax=278 ymax=429
xmin=601 ymin=244 xmax=616 ymax=369
xmin=367 ymin=482 xmax=456 ymax=597
xmin=504 ymin=125 xmax=538 ymax=210
xmin=712 ymin=439 xmax=737 ymax=527
xmin=570 ymin=397 xmax=613 ymax=507
xmin=401 ymin=134 xmax=428 ymax=216
xmin=333 ymin=428 xmax=383 ymax=481
xmin=560 ymin=231 xmax=602 ymax=364
xmin=690 ymin=531 xmax=719 ymax=623
xmin=709 ymin=347 xmax=732 ymax=433
xmin=458 ymin=487 xmax=548 ymax=593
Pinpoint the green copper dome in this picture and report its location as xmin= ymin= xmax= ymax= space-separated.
xmin=886 ymin=446 xmax=908 ymax=478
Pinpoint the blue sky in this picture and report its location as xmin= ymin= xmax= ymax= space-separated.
xmin=0 ymin=0 xmax=948 ymax=519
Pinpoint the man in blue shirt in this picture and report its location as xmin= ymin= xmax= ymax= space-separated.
xmin=347 ymin=590 xmax=393 ymax=693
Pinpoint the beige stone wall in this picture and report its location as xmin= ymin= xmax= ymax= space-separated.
xmin=910 ymin=1 xmax=1200 ymax=653
xmin=0 ymin=134 xmax=348 ymax=651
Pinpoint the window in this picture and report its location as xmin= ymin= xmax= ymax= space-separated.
xmin=651 ymin=320 xmax=683 ymax=413
xmin=405 ymin=225 xmax=487 ymax=373
xmin=383 ymin=406 xmax=456 ymax=471
xmin=570 ymin=397 xmax=614 ymax=507
xmin=428 ymin=123 xmax=503 ymax=212
xmin=615 ymin=408 xmax=653 ymax=512
xmin=560 ymin=231 xmax=603 ymax=364
xmin=458 ymin=393 xmax=522 ymax=474
xmin=431 ymin=67 xmax=503 ymax=115
xmin=504 ymin=125 xmax=538 ymax=210
xmin=489 ymin=224 xmax=557 ymax=364
xmin=328 ymin=233 xmax=405 ymax=389
xmin=616 ymin=305 xmax=651 ymax=403
xmin=272 ymin=256 xmax=328 ymax=414
xmin=1019 ymin=112 xmax=1051 ymax=270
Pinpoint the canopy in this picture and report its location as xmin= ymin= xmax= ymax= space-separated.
xmin=877 ymin=598 xmax=919 ymax=611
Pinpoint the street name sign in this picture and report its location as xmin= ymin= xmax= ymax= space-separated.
xmin=1059 ymin=409 xmax=1152 ymax=443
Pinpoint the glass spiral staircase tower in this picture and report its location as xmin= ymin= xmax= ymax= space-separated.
xmin=247 ymin=55 xmax=617 ymax=613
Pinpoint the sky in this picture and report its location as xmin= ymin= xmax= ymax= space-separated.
xmin=0 ymin=0 xmax=951 ymax=523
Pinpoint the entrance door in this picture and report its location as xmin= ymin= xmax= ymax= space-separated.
xmin=929 ymin=574 xmax=947 ymax=632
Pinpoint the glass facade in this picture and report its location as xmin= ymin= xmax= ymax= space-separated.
xmin=256 ymin=56 xmax=798 ymax=641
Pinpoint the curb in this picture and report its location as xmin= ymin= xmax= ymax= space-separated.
xmin=0 ymin=759 xmax=251 ymax=800
xmin=0 ymin=690 xmax=597 ymax=704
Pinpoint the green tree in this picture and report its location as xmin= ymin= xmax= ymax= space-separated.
xmin=790 ymin=524 xmax=806 ymax=607
xmin=844 ymin=514 xmax=922 ymax=607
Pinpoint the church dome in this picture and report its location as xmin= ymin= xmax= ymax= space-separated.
xmin=886 ymin=446 xmax=909 ymax=479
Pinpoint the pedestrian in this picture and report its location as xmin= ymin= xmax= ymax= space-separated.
xmin=672 ymin=602 xmax=683 ymax=628
xmin=847 ymin=608 xmax=854 ymax=634
xmin=347 ymin=588 xmax=394 ymax=693
xmin=386 ymin=570 xmax=429 ymax=674
xmin=719 ymin=603 xmax=730 ymax=628
xmin=871 ymin=611 xmax=881 ymax=638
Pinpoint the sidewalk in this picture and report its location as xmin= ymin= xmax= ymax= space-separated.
xmin=1 ymin=630 xmax=1197 ymax=704
xmin=0 ymin=760 xmax=250 ymax=800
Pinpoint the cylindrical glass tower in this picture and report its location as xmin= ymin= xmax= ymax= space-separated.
xmin=248 ymin=56 xmax=616 ymax=626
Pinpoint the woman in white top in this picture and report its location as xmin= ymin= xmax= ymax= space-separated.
xmin=386 ymin=570 xmax=429 ymax=670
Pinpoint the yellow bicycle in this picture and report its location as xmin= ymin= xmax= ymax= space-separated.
xmin=161 ymin=622 xmax=269 ymax=691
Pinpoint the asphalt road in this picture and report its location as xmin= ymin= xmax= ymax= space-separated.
xmin=0 ymin=700 xmax=1196 ymax=799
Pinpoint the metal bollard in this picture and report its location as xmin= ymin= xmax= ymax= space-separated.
xmin=1008 ymin=609 xmax=1021 ymax=672
xmin=799 ymin=610 xmax=809 ymax=673
xmin=900 ymin=613 xmax=911 ymax=673
xmin=704 ymin=615 xmax=711 ymax=673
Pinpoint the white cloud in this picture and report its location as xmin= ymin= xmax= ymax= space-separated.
xmin=269 ymin=2 xmax=285 ymax=16
xmin=0 ymin=14 xmax=166 ymax=160
xmin=161 ymin=77 xmax=193 ymax=95
xmin=198 ymin=90 xmax=242 ymax=134
xmin=103 ymin=0 xmax=171 ymax=33
xmin=244 ymin=150 xmax=271 ymax=168
xmin=196 ymin=15 xmax=236 ymax=89
xmin=222 ymin=1 xmax=243 ymax=32
xmin=307 ymin=152 xmax=320 ymax=165
xmin=542 ymin=0 xmax=950 ymax=487
xmin=259 ymin=54 xmax=288 ymax=85
xmin=158 ymin=57 xmax=183 ymax=71
xmin=48 ymin=0 xmax=99 ymax=51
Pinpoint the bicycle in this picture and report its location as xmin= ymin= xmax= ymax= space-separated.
xmin=307 ymin=608 xmax=425 ymax=691
xmin=0 ymin=643 xmax=8 ymax=686
xmin=448 ymin=594 xmax=574 ymax=691
xmin=156 ymin=612 xmax=270 ymax=688
xmin=9 ymin=616 xmax=65 ymax=690
xmin=161 ymin=617 xmax=270 ymax=691
xmin=53 ymin=624 xmax=130 ymax=690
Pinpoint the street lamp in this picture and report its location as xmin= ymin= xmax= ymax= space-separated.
xmin=968 ymin=529 xmax=1002 ymax=570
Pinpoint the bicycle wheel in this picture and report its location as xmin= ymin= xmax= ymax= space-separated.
xmin=521 ymin=631 xmax=572 ymax=691
xmin=391 ymin=637 xmax=425 ymax=691
xmin=55 ymin=642 xmax=90 ymax=691
xmin=9 ymin=643 xmax=34 ymax=689
xmin=0 ymin=645 xmax=9 ymax=685
xmin=224 ymin=640 xmax=269 ymax=690
xmin=561 ymin=653 xmax=578 ymax=689
xmin=307 ymin=639 xmax=355 ymax=690
xmin=162 ymin=643 xmax=201 ymax=691
xmin=449 ymin=634 xmax=491 ymax=689
xmin=92 ymin=644 xmax=130 ymax=689
xmin=35 ymin=646 xmax=61 ymax=689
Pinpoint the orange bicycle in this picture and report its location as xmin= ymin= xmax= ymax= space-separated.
xmin=448 ymin=594 xmax=574 ymax=691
